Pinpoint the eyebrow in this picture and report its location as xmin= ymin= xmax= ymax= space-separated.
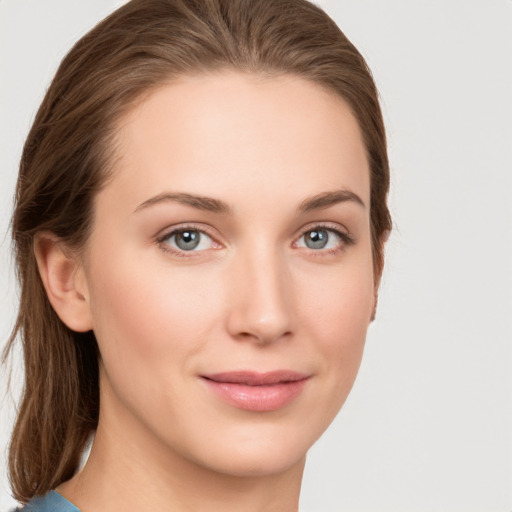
xmin=134 ymin=188 xmax=365 ymax=215
xmin=134 ymin=192 xmax=232 ymax=214
xmin=297 ymin=189 xmax=366 ymax=213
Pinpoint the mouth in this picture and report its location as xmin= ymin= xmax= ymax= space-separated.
xmin=200 ymin=370 xmax=310 ymax=412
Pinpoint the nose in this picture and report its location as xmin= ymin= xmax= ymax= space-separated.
xmin=225 ymin=245 xmax=293 ymax=345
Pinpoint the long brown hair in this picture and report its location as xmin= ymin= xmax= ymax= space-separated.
xmin=4 ymin=0 xmax=391 ymax=502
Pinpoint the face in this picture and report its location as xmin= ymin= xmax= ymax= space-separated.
xmin=80 ymin=71 xmax=375 ymax=477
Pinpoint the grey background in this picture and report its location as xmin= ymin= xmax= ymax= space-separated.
xmin=1 ymin=1 xmax=511 ymax=510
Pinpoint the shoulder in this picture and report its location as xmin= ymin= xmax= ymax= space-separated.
xmin=14 ymin=491 xmax=80 ymax=512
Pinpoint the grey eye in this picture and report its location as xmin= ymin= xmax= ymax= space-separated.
xmin=304 ymin=229 xmax=329 ymax=249
xmin=174 ymin=230 xmax=201 ymax=250
xmin=159 ymin=227 xmax=217 ymax=254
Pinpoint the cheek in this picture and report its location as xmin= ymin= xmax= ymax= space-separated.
xmin=296 ymin=253 xmax=374 ymax=399
xmin=299 ymin=254 xmax=374 ymax=343
xmin=84 ymin=251 xmax=227 ymax=441
xmin=86 ymin=251 xmax=220 ymax=379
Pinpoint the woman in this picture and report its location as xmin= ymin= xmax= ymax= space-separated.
xmin=5 ymin=0 xmax=391 ymax=510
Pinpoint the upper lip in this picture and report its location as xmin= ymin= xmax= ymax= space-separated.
xmin=201 ymin=370 xmax=310 ymax=386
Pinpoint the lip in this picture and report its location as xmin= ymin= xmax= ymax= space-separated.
xmin=201 ymin=371 xmax=310 ymax=412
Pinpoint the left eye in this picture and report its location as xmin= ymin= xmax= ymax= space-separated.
xmin=162 ymin=229 xmax=214 ymax=252
xmin=296 ymin=228 xmax=343 ymax=250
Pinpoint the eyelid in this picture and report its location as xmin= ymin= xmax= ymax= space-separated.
xmin=154 ymin=221 xmax=354 ymax=258
xmin=295 ymin=221 xmax=352 ymax=238
xmin=293 ymin=221 xmax=355 ymax=250
xmin=155 ymin=223 xmax=222 ymax=256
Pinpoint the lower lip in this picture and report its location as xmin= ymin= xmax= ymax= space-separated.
xmin=202 ymin=378 xmax=309 ymax=412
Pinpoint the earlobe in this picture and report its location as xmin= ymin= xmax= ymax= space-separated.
xmin=34 ymin=233 xmax=93 ymax=333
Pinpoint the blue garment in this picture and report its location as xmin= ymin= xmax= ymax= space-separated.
xmin=16 ymin=491 xmax=80 ymax=512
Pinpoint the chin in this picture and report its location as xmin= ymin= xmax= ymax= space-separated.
xmin=200 ymin=444 xmax=307 ymax=478
xmin=173 ymin=415 xmax=325 ymax=479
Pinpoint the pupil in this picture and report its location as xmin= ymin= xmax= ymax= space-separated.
xmin=176 ymin=230 xmax=200 ymax=250
xmin=306 ymin=229 xmax=328 ymax=249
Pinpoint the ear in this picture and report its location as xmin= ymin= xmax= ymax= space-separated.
xmin=34 ymin=232 xmax=93 ymax=332
xmin=370 ymin=229 xmax=391 ymax=322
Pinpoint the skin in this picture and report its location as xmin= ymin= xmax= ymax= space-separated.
xmin=37 ymin=71 xmax=377 ymax=512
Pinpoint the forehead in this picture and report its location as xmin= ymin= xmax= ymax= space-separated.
xmin=104 ymin=71 xmax=370 ymax=211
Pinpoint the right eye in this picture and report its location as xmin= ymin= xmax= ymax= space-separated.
xmin=158 ymin=227 xmax=218 ymax=255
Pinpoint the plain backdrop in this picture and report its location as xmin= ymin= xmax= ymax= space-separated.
xmin=1 ymin=1 xmax=511 ymax=511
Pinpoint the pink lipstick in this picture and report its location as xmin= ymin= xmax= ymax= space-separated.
xmin=201 ymin=371 xmax=309 ymax=412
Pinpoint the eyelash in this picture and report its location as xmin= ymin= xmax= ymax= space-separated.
xmin=155 ymin=222 xmax=355 ymax=257
xmin=294 ymin=223 xmax=356 ymax=256
xmin=155 ymin=223 xmax=218 ymax=257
